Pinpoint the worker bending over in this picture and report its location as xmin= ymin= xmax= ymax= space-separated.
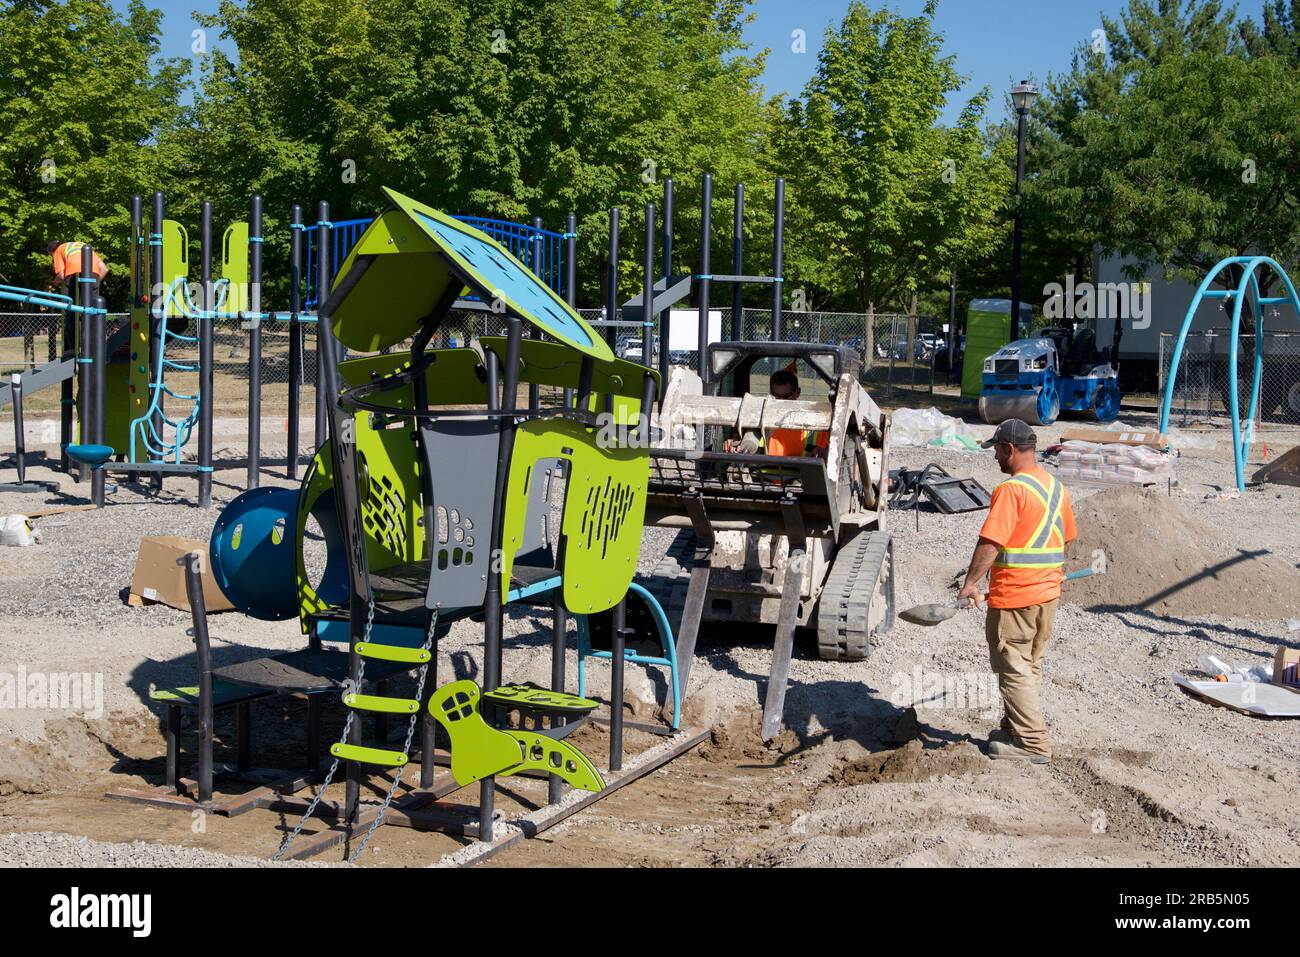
xmin=49 ymin=241 xmax=108 ymax=285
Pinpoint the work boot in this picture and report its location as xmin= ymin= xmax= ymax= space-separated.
xmin=988 ymin=728 xmax=1012 ymax=744
xmin=988 ymin=739 xmax=1050 ymax=764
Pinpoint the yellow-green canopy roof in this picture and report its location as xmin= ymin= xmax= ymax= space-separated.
xmin=328 ymin=187 xmax=612 ymax=362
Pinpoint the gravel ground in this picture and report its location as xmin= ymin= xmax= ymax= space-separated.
xmin=0 ymin=831 xmax=338 ymax=867
xmin=1 ymin=409 xmax=1298 ymax=867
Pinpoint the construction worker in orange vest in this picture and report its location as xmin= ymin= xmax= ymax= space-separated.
xmin=763 ymin=368 xmax=829 ymax=458
xmin=49 ymin=240 xmax=108 ymax=284
xmin=958 ymin=418 xmax=1076 ymax=764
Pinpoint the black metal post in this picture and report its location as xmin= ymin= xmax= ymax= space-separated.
xmin=288 ymin=204 xmax=303 ymax=479
xmin=59 ymin=283 xmax=74 ymax=474
xmin=563 ymin=212 xmax=577 ymax=409
xmin=11 ymin=374 xmax=25 ymax=484
xmin=697 ymin=174 xmax=713 ymax=385
xmin=75 ymin=246 xmax=94 ymax=484
xmin=642 ymin=202 xmax=655 ymax=368
xmin=658 ymin=178 xmax=674 ymax=405
xmin=246 ymin=195 xmax=263 ymax=489
xmin=1011 ymin=100 xmax=1029 ymax=343
xmin=564 ymin=213 xmax=578 ymax=308
xmin=130 ymin=195 xmax=143 ymax=308
xmin=185 ymin=553 xmax=215 ymax=803
xmin=314 ymin=202 xmax=330 ymax=450
xmin=605 ymin=208 xmax=619 ymax=349
xmin=126 ymin=195 xmax=142 ymax=487
xmin=576 ymin=356 xmax=593 ymax=410
xmin=90 ymin=295 xmax=106 ymax=507
xmin=198 ymin=202 xmax=214 ymax=507
xmin=480 ymin=317 xmax=525 ymax=841
xmin=547 ymin=597 xmax=567 ymax=804
xmin=947 ymin=270 xmax=957 ymax=385
xmin=149 ymin=191 xmax=165 ymax=490
xmin=528 ymin=216 xmax=542 ymax=411
xmin=772 ymin=177 xmax=785 ymax=342
xmin=731 ymin=183 xmax=744 ymax=341
xmin=609 ymin=598 xmax=626 ymax=772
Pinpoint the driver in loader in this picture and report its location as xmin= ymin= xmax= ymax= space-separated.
xmin=724 ymin=368 xmax=829 ymax=459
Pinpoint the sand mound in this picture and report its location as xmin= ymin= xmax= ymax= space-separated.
xmin=1064 ymin=485 xmax=1300 ymax=619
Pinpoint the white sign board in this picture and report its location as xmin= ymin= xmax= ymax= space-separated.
xmin=666 ymin=308 xmax=724 ymax=352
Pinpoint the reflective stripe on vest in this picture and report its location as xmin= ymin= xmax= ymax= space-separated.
xmin=993 ymin=473 xmax=1066 ymax=569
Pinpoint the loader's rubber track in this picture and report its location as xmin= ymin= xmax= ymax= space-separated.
xmin=816 ymin=529 xmax=895 ymax=661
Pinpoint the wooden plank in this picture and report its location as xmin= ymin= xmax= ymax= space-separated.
xmin=431 ymin=726 xmax=709 ymax=868
xmin=103 ymin=787 xmax=214 ymax=812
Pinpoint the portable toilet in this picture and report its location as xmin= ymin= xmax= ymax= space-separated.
xmin=960 ymin=299 xmax=1034 ymax=399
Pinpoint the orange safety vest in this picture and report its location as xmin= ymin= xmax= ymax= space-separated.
xmin=51 ymin=242 xmax=108 ymax=283
xmin=765 ymin=428 xmax=828 ymax=457
xmin=992 ymin=472 xmax=1067 ymax=571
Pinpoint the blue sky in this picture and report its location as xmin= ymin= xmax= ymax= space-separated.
xmin=124 ymin=0 xmax=1269 ymax=125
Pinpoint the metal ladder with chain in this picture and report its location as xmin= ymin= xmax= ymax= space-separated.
xmin=274 ymin=598 xmax=439 ymax=863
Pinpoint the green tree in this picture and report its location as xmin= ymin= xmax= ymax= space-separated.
xmin=1239 ymin=0 xmax=1300 ymax=62
xmin=183 ymin=0 xmax=773 ymax=305
xmin=1021 ymin=0 xmax=1300 ymax=296
xmin=774 ymin=0 xmax=1010 ymax=320
xmin=0 ymin=0 xmax=186 ymax=301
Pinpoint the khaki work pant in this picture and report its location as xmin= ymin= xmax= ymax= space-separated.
xmin=985 ymin=598 xmax=1058 ymax=756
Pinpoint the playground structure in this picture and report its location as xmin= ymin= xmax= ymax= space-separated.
xmin=108 ymin=188 xmax=704 ymax=863
xmin=83 ymin=172 xmax=905 ymax=861
xmin=1160 ymin=255 xmax=1300 ymax=491
xmin=2 ymin=195 xmax=577 ymax=506
xmin=316 ymin=174 xmax=788 ymax=390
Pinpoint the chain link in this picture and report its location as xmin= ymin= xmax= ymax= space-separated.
xmin=347 ymin=608 xmax=440 ymax=863
xmin=272 ymin=595 xmax=376 ymax=861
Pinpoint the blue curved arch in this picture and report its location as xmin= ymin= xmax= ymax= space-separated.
xmin=1159 ymin=255 xmax=1300 ymax=491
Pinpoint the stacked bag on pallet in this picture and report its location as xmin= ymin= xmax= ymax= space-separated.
xmin=1051 ymin=439 xmax=1175 ymax=485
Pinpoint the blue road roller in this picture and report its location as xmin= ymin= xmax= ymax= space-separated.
xmin=979 ymin=321 xmax=1123 ymax=426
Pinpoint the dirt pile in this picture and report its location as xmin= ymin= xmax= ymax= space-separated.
xmin=1065 ymin=485 xmax=1300 ymax=619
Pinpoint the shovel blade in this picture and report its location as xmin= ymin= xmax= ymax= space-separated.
xmin=899 ymin=603 xmax=960 ymax=626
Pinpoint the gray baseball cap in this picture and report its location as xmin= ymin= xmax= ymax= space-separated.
xmin=981 ymin=418 xmax=1037 ymax=448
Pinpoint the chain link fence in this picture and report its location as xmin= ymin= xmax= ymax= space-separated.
xmin=4 ymin=302 xmax=956 ymax=474
xmin=1159 ymin=331 xmax=1300 ymax=430
xmin=443 ymin=306 xmax=954 ymax=393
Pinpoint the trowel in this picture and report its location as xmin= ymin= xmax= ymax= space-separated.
xmin=899 ymin=593 xmax=983 ymax=626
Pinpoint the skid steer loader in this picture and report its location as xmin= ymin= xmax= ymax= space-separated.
xmin=646 ymin=342 xmax=894 ymax=741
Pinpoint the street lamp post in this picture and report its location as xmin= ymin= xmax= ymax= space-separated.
xmin=1010 ymin=79 xmax=1037 ymax=343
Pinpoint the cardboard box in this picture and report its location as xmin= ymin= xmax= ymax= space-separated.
xmin=128 ymin=536 xmax=234 ymax=612
xmin=1273 ymin=647 xmax=1300 ymax=692
xmin=1058 ymin=427 xmax=1167 ymax=448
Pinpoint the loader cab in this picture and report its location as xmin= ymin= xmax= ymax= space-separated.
xmin=707 ymin=341 xmax=860 ymax=403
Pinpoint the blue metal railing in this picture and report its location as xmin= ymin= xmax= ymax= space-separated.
xmin=305 ymin=214 xmax=568 ymax=308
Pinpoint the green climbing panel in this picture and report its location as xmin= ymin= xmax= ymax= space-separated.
xmin=222 ymin=221 xmax=250 ymax=315
xmin=428 ymin=680 xmax=605 ymax=793
xmin=343 ymin=692 xmax=421 ymax=715
xmin=504 ymin=730 xmax=605 ymax=793
xmin=330 ymin=742 xmax=409 ymax=768
xmin=356 ymin=642 xmax=431 ymax=664
xmin=296 ymin=409 xmax=425 ymax=632
xmin=482 ymin=683 xmax=599 ymax=715
xmin=501 ymin=417 xmax=649 ymax=615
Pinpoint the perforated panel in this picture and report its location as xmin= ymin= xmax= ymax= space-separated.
xmin=419 ymin=417 xmax=500 ymax=611
xmin=577 ymin=476 xmax=638 ymax=560
xmin=501 ymin=417 xmax=650 ymax=614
